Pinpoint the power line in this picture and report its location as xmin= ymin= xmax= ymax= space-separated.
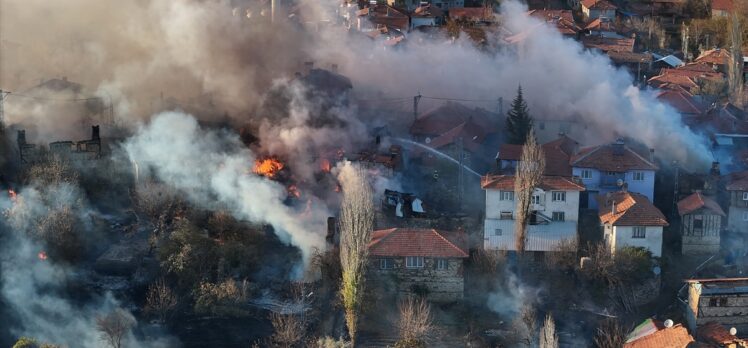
xmin=7 ymin=92 xmax=104 ymax=102
xmin=420 ymin=95 xmax=498 ymax=102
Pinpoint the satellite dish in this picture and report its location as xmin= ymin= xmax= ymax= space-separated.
xmin=616 ymin=179 xmax=624 ymax=187
xmin=653 ymin=266 xmax=661 ymax=275
xmin=425 ymin=137 xmax=431 ymax=144
xmin=664 ymin=319 xmax=674 ymax=328
xmin=730 ymin=327 xmax=738 ymax=336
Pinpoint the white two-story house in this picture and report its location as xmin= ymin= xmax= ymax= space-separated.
xmin=725 ymin=171 xmax=748 ymax=247
xmin=598 ymin=191 xmax=669 ymax=257
xmin=571 ymin=139 xmax=658 ymax=209
xmin=482 ymin=175 xmax=585 ymax=252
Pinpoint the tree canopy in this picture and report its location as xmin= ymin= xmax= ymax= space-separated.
xmin=505 ymin=86 xmax=533 ymax=145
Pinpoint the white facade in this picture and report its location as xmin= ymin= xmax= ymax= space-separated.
xmin=603 ymin=224 xmax=664 ymax=257
xmin=484 ymin=187 xmax=581 ymax=251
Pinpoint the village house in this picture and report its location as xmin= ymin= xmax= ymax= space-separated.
xmin=17 ymin=126 xmax=103 ymax=164
xmin=410 ymin=4 xmax=444 ymax=30
xmin=725 ymin=172 xmax=748 ymax=237
xmin=367 ymin=228 xmax=469 ymax=302
xmin=447 ymin=6 xmax=495 ymax=24
xmin=697 ymin=321 xmax=748 ymax=347
xmin=656 ymin=89 xmax=707 ymax=118
xmin=598 ymin=190 xmax=668 ymax=257
xmin=683 ymin=278 xmax=748 ymax=335
xmin=677 ymin=191 xmax=725 ymax=255
xmin=527 ymin=9 xmax=581 ymax=38
xmin=648 ymin=62 xmax=725 ymax=95
xmin=623 ymin=318 xmax=695 ymax=348
xmin=711 ymin=0 xmax=735 ymax=18
xmin=571 ymin=139 xmax=658 ymax=208
xmin=356 ymin=3 xmax=409 ymax=34
xmin=696 ymin=48 xmax=731 ymax=74
xmin=482 ymin=175 xmax=585 ymax=253
xmin=580 ymin=0 xmax=617 ymax=20
xmin=430 ymin=0 xmax=464 ymax=10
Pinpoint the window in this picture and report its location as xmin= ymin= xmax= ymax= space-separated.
xmin=531 ymin=195 xmax=540 ymax=204
xmin=632 ymin=227 xmax=646 ymax=238
xmin=552 ymin=191 xmax=566 ymax=202
xmin=552 ymin=212 xmax=565 ymax=221
xmin=743 ymin=211 xmax=748 ymax=221
xmin=743 ymin=192 xmax=748 ymax=200
xmin=709 ymin=297 xmax=728 ymax=307
xmin=436 ymin=259 xmax=448 ymax=270
xmin=581 ymin=169 xmax=592 ymax=179
xmin=406 ymin=256 xmax=424 ymax=268
xmin=380 ymin=258 xmax=394 ymax=269
xmin=501 ymin=191 xmax=514 ymax=201
xmin=693 ymin=216 xmax=703 ymax=229
xmin=494 ymin=228 xmax=503 ymax=236
xmin=633 ymin=172 xmax=645 ymax=181
xmin=500 ymin=211 xmax=513 ymax=220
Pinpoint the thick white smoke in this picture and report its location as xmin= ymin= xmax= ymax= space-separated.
xmin=123 ymin=112 xmax=328 ymax=268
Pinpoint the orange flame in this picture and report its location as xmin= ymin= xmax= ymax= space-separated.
xmin=38 ymin=251 xmax=47 ymax=261
xmin=287 ymin=184 xmax=301 ymax=199
xmin=320 ymin=159 xmax=331 ymax=173
xmin=253 ymin=157 xmax=284 ymax=178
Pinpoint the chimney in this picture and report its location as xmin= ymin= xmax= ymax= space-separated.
xmin=649 ymin=148 xmax=655 ymax=163
xmin=304 ymin=61 xmax=314 ymax=75
xmin=622 ymin=182 xmax=628 ymax=192
xmin=612 ymin=138 xmax=625 ymax=155
xmin=91 ymin=125 xmax=100 ymax=140
xmin=331 ymin=63 xmax=339 ymax=74
xmin=710 ymin=161 xmax=721 ymax=176
xmin=611 ymin=202 xmax=617 ymax=215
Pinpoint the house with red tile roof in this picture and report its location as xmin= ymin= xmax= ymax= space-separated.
xmin=712 ymin=0 xmax=735 ymax=17
xmin=572 ymin=139 xmax=658 ymax=208
xmin=528 ymin=9 xmax=581 ymax=37
xmin=697 ymin=321 xmax=747 ymax=347
xmin=368 ymin=228 xmax=469 ymax=301
xmin=683 ymin=278 xmax=748 ymax=336
xmin=678 ymin=192 xmax=725 ymax=255
xmin=356 ymin=3 xmax=409 ymax=34
xmin=481 ymin=173 xmax=585 ymax=252
xmin=598 ymin=190 xmax=668 ymax=257
xmin=623 ymin=320 xmax=695 ymax=348
xmin=656 ymin=89 xmax=707 ymax=117
xmin=581 ymin=0 xmax=617 ymax=20
xmin=448 ymin=6 xmax=495 ymax=23
xmin=696 ymin=48 xmax=732 ymax=73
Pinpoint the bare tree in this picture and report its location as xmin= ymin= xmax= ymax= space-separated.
xmin=338 ymin=165 xmax=374 ymax=343
xmin=396 ymin=297 xmax=434 ymax=346
xmin=512 ymin=303 xmax=538 ymax=347
xmin=539 ymin=313 xmax=559 ymax=348
xmin=593 ymin=318 xmax=627 ymax=348
xmin=728 ymin=14 xmax=744 ymax=107
xmin=514 ymin=131 xmax=545 ymax=253
xmin=95 ymin=309 xmax=136 ymax=348
xmin=144 ymin=278 xmax=178 ymax=323
xmin=270 ymin=312 xmax=306 ymax=348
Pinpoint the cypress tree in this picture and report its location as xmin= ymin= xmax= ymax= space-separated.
xmin=505 ymin=85 xmax=534 ymax=145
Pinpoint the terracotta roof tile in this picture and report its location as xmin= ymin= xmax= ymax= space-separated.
xmin=571 ymin=141 xmax=658 ymax=172
xmin=624 ymin=324 xmax=694 ymax=348
xmin=428 ymin=120 xmax=488 ymax=153
xmin=656 ymin=90 xmax=706 ymax=115
xmin=725 ymin=171 xmax=748 ymax=191
xmin=369 ymin=228 xmax=469 ymax=258
xmin=497 ymin=135 xmax=578 ymax=176
xmin=677 ymin=192 xmax=725 ymax=216
xmin=697 ymin=321 xmax=745 ymax=346
xmin=582 ymin=0 xmax=617 ymax=10
xmin=448 ymin=7 xmax=494 ymax=21
xmin=481 ymin=174 xmax=585 ymax=191
xmin=582 ymin=36 xmax=635 ymax=53
xmin=410 ymin=102 xmax=498 ymax=137
xmin=696 ymin=48 xmax=731 ymax=66
xmin=599 ymin=191 xmax=669 ymax=226
xmin=712 ymin=0 xmax=734 ymax=11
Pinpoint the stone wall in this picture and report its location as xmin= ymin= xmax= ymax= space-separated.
xmin=369 ymin=257 xmax=465 ymax=302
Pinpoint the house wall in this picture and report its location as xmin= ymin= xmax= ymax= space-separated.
xmin=728 ymin=191 xmax=748 ymax=234
xmin=572 ymin=167 xmax=655 ymax=208
xmin=411 ymin=17 xmax=438 ymax=29
xmin=611 ymin=225 xmax=663 ymax=257
xmin=696 ymin=294 xmax=748 ymax=329
xmin=534 ymin=119 xmax=586 ymax=144
xmin=484 ymin=188 xmax=580 ymax=251
xmin=681 ymin=211 xmax=722 ymax=255
xmin=431 ymin=0 xmax=464 ymax=10
xmin=368 ymin=257 xmax=465 ymax=302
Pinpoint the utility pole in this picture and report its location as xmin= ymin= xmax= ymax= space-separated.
xmin=413 ymin=93 xmax=422 ymax=121
xmin=457 ymin=136 xmax=464 ymax=210
xmin=497 ymin=97 xmax=503 ymax=115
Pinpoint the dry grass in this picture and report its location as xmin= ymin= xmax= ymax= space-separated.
xmin=593 ymin=318 xmax=627 ymax=348
xmin=270 ymin=311 xmax=306 ymax=348
xmin=539 ymin=313 xmax=559 ymax=348
xmin=144 ymin=278 xmax=178 ymax=322
xmin=397 ymin=297 xmax=434 ymax=345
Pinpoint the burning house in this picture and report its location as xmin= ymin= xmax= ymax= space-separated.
xmin=17 ymin=125 xmax=103 ymax=164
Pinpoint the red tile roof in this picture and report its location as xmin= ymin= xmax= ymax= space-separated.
xmin=369 ymin=228 xmax=469 ymax=258
xmin=481 ymin=174 xmax=585 ymax=191
xmin=677 ymin=192 xmax=725 ymax=216
xmin=599 ymin=191 xmax=669 ymax=226
xmin=696 ymin=48 xmax=731 ymax=66
xmin=582 ymin=36 xmax=635 ymax=53
xmin=581 ymin=0 xmax=618 ymax=10
xmin=697 ymin=321 xmax=745 ymax=346
xmin=497 ymin=135 xmax=579 ymax=176
xmin=656 ymin=90 xmax=706 ymax=115
xmin=427 ymin=119 xmax=488 ymax=153
xmin=571 ymin=141 xmax=658 ymax=172
xmin=448 ymin=7 xmax=494 ymax=22
xmin=528 ymin=10 xmax=580 ymax=36
xmin=410 ymin=102 xmax=498 ymax=137
xmin=624 ymin=324 xmax=694 ymax=348
xmin=725 ymin=171 xmax=748 ymax=191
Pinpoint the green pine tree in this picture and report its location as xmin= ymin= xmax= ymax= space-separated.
xmin=505 ymin=85 xmax=533 ymax=145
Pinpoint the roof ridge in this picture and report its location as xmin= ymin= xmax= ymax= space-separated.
xmin=624 ymin=145 xmax=657 ymax=169
xmin=369 ymin=228 xmax=398 ymax=249
xmin=570 ymin=144 xmax=603 ymax=165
